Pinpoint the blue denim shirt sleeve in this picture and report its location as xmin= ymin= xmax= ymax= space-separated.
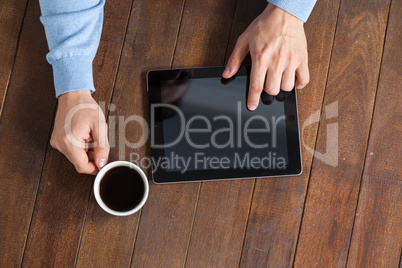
xmin=39 ymin=0 xmax=105 ymax=98
xmin=267 ymin=0 xmax=317 ymax=22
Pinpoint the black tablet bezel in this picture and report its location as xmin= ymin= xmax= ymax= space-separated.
xmin=147 ymin=65 xmax=302 ymax=183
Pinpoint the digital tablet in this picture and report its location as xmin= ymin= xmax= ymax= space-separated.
xmin=147 ymin=65 xmax=302 ymax=183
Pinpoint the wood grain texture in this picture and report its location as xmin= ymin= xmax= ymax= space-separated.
xmin=172 ymin=0 xmax=237 ymax=68
xmin=238 ymin=0 xmax=340 ymax=266
xmin=21 ymin=0 xmax=133 ymax=266
xmin=0 ymin=0 xmax=28 ymax=118
xmin=129 ymin=183 xmax=199 ymax=268
xmin=294 ymin=0 xmax=392 ymax=266
xmin=185 ymin=180 xmax=254 ymax=267
xmin=0 ymin=0 xmax=55 ymax=266
xmin=76 ymin=1 xmax=187 ymax=267
xmin=358 ymin=0 xmax=401 ymax=180
xmin=347 ymin=1 xmax=402 ymax=265
xmin=347 ymin=175 xmax=401 ymax=267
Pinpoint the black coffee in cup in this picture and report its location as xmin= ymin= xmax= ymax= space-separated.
xmin=99 ymin=166 xmax=145 ymax=212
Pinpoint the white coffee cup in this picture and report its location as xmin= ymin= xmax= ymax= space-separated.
xmin=94 ymin=161 xmax=149 ymax=216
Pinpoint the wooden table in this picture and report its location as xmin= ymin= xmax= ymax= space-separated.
xmin=0 ymin=0 xmax=400 ymax=267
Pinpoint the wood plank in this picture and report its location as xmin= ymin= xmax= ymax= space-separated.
xmin=21 ymin=0 xmax=133 ymax=266
xmin=128 ymin=183 xmax=199 ymax=268
xmin=185 ymin=180 xmax=254 ymax=267
xmin=238 ymin=0 xmax=340 ymax=266
xmin=293 ymin=0 xmax=392 ymax=266
xmin=129 ymin=1 xmax=239 ymax=267
xmin=0 ymin=0 xmax=56 ymax=266
xmin=75 ymin=1 xmax=187 ymax=267
xmin=182 ymin=1 xmax=262 ymax=267
xmin=357 ymin=0 xmax=401 ymax=180
xmin=0 ymin=0 xmax=28 ymax=118
xmin=172 ymin=0 xmax=237 ymax=68
xmin=347 ymin=1 xmax=402 ymax=265
xmin=347 ymin=175 xmax=401 ymax=267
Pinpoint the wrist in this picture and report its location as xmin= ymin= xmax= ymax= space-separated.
xmin=265 ymin=3 xmax=304 ymax=26
xmin=58 ymin=90 xmax=93 ymax=106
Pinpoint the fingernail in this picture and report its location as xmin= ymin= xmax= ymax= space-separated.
xmin=222 ymin=67 xmax=230 ymax=76
xmin=249 ymin=105 xmax=257 ymax=111
xmin=97 ymin=158 xmax=107 ymax=168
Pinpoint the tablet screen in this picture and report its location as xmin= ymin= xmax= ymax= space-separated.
xmin=161 ymin=75 xmax=288 ymax=171
xmin=148 ymin=66 xmax=301 ymax=183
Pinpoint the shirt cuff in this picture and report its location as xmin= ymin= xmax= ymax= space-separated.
xmin=50 ymin=55 xmax=95 ymax=98
xmin=267 ymin=0 xmax=317 ymax=22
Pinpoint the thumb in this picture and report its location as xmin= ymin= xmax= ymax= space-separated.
xmin=223 ymin=35 xmax=249 ymax=78
xmin=92 ymin=120 xmax=110 ymax=169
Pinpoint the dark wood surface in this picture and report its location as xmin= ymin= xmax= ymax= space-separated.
xmin=0 ymin=0 xmax=56 ymax=265
xmin=0 ymin=0 xmax=400 ymax=267
xmin=0 ymin=0 xmax=28 ymax=118
xmin=294 ymin=0 xmax=393 ymax=266
xmin=347 ymin=1 xmax=402 ymax=266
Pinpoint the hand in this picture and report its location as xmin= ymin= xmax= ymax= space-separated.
xmin=50 ymin=90 xmax=110 ymax=174
xmin=223 ymin=4 xmax=310 ymax=111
